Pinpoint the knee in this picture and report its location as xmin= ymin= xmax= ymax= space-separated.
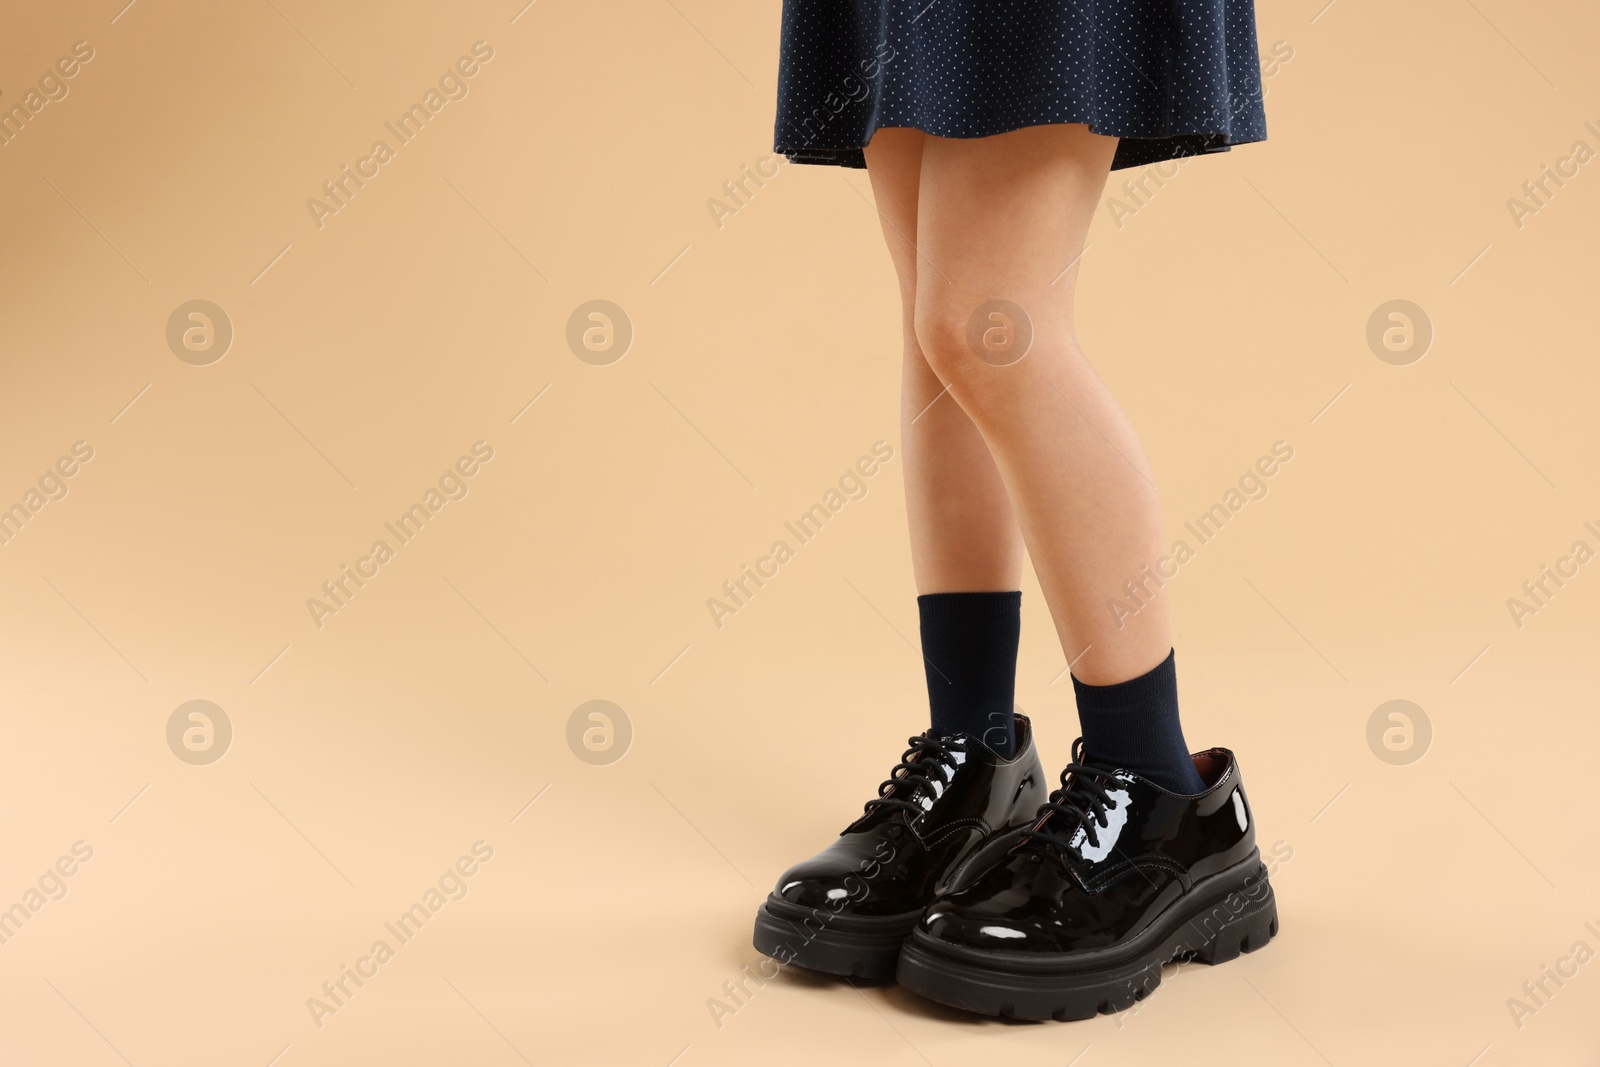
xmin=913 ymin=294 xmax=1027 ymax=416
xmin=911 ymin=297 xmax=977 ymax=387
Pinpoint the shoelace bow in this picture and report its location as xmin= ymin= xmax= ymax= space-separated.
xmin=1021 ymin=738 xmax=1121 ymax=854
xmin=863 ymin=735 xmax=964 ymax=818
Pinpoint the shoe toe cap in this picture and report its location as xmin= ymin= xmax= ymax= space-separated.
xmin=918 ymin=902 xmax=1066 ymax=952
xmin=916 ymin=850 xmax=1098 ymax=953
xmin=772 ymin=868 xmax=865 ymax=910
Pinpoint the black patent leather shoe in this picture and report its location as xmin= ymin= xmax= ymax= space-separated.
xmin=897 ymin=738 xmax=1278 ymax=1019
xmin=752 ymin=715 xmax=1048 ymax=979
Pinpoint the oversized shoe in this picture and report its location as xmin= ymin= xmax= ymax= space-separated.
xmin=897 ymin=740 xmax=1278 ymax=1018
xmin=752 ymin=714 xmax=1048 ymax=979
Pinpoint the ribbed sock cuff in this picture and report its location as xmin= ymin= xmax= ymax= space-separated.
xmin=1070 ymin=647 xmax=1177 ymax=710
xmin=1071 ymin=648 xmax=1204 ymax=793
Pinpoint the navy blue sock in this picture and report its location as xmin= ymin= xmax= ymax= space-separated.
xmin=1071 ymin=648 xmax=1206 ymax=793
xmin=918 ymin=591 xmax=1022 ymax=757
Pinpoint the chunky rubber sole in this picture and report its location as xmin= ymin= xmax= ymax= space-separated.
xmin=897 ymin=854 xmax=1278 ymax=1020
xmin=752 ymin=896 xmax=922 ymax=979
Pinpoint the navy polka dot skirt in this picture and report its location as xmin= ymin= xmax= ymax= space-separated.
xmin=774 ymin=0 xmax=1267 ymax=171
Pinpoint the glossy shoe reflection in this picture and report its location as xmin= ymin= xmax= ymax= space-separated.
xmin=751 ymin=714 xmax=1048 ymax=979
xmin=897 ymin=738 xmax=1279 ymax=1019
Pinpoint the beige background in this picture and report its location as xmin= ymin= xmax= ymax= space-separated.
xmin=2 ymin=0 xmax=1597 ymax=1063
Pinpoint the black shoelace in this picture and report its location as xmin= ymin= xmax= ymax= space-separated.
xmin=864 ymin=735 xmax=965 ymax=819
xmin=1022 ymin=738 xmax=1121 ymax=854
